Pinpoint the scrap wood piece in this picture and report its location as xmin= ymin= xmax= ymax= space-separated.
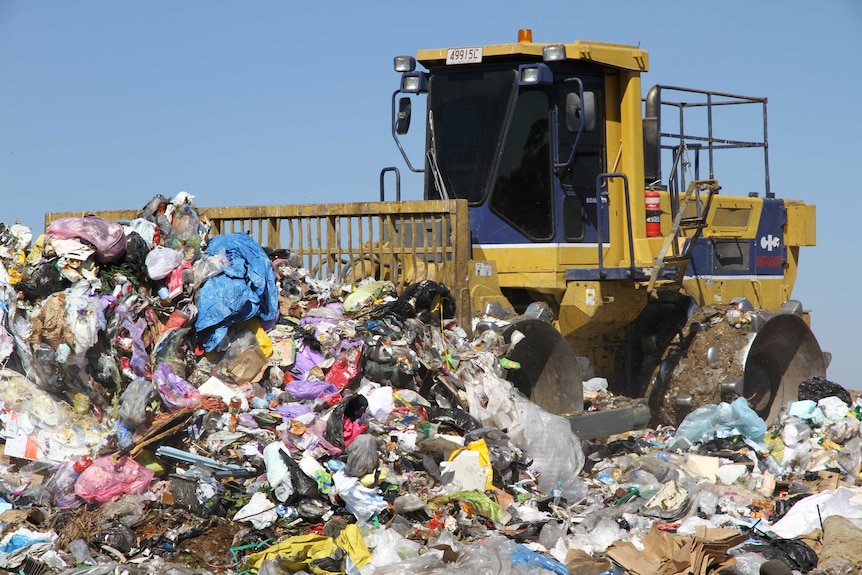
xmin=128 ymin=409 xmax=197 ymax=458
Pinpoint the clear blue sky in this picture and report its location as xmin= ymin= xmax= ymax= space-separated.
xmin=2 ymin=1 xmax=860 ymax=388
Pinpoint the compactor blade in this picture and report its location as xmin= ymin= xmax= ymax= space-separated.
xmin=744 ymin=313 xmax=826 ymax=423
xmin=502 ymin=319 xmax=584 ymax=415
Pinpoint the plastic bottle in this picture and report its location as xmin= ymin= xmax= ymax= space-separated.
xmin=762 ymin=455 xmax=786 ymax=476
xmin=276 ymin=505 xmax=298 ymax=520
xmin=551 ymin=480 xmax=563 ymax=506
xmin=116 ymin=425 xmax=134 ymax=450
xmin=68 ymin=539 xmax=95 ymax=565
xmin=73 ymin=456 xmax=93 ymax=474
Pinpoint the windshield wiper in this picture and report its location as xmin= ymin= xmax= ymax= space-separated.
xmin=427 ymin=110 xmax=449 ymax=200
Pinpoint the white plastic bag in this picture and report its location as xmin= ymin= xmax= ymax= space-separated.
xmin=145 ymin=246 xmax=184 ymax=280
xmin=233 ymin=491 xmax=278 ymax=529
xmin=263 ymin=441 xmax=293 ymax=502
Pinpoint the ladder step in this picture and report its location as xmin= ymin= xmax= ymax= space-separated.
xmin=661 ymin=255 xmax=690 ymax=267
xmin=679 ymin=217 xmax=707 ymax=229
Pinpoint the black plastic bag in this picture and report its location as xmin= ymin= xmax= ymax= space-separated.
xmin=93 ymin=522 xmax=139 ymax=554
xmin=387 ymin=280 xmax=456 ymax=323
xmin=19 ymin=260 xmax=69 ymax=301
xmin=742 ymin=538 xmax=818 ymax=572
xmin=324 ymin=394 xmax=368 ymax=449
xmin=122 ymin=231 xmax=150 ymax=275
xmin=279 ymin=449 xmax=321 ymax=503
xmin=798 ymin=376 xmax=852 ymax=406
xmin=428 ymin=405 xmax=482 ymax=433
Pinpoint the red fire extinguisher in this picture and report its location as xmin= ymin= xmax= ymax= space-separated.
xmin=645 ymin=190 xmax=661 ymax=237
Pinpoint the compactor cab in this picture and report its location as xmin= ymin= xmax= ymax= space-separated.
xmin=388 ymin=30 xmax=825 ymax=427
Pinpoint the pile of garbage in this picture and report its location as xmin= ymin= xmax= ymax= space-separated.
xmin=0 ymin=193 xmax=859 ymax=575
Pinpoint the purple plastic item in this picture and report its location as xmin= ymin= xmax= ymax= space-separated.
xmin=285 ymin=379 xmax=338 ymax=400
xmin=154 ymin=363 xmax=203 ymax=411
xmin=271 ymin=403 xmax=313 ymax=420
xmin=290 ymin=345 xmax=326 ymax=379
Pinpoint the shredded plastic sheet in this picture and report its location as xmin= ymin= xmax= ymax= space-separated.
xmin=246 ymin=523 xmax=371 ymax=573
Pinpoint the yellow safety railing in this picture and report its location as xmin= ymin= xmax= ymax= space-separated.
xmin=46 ymin=199 xmax=472 ymax=327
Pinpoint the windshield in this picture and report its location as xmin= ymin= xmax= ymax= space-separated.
xmin=425 ymin=67 xmax=516 ymax=203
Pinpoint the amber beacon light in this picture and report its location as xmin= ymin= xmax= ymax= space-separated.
xmin=518 ymin=29 xmax=533 ymax=43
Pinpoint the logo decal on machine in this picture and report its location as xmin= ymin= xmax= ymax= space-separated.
xmin=760 ymin=234 xmax=780 ymax=251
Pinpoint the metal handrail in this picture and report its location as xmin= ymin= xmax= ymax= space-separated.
xmin=647 ymin=84 xmax=771 ymax=198
xmin=595 ymin=172 xmax=636 ymax=279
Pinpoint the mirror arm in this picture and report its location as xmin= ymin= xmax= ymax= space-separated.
xmin=391 ymin=89 xmax=423 ymax=173
xmin=554 ymin=79 xmax=586 ymax=174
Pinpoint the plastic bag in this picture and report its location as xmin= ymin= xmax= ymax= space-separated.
xmin=46 ymin=460 xmax=84 ymax=509
xmin=74 ymin=455 xmax=154 ymax=503
xmin=798 ymin=376 xmax=852 ymax=406
xmin=324 ymin=342 xmax=364 ymax=391
xmin=779 ymin=416 xmax=811 ymax=446
xmin=19 ymin=260 xmax=69 ymax=301
xmin=488 ymin=379 xmax=584 ymax=494
xmin=741 ymin=539 xmax=818 ymax=572
xmin=93 ymin=522 xmax=138 ymax=554
xmin=46 ymin=216 xmax=128 ymax=263
xmin=838 ymin=436 xmax=862 ymax=476
xmin=674 ymin=397 xmax=766 ymax=448
xmin=281 ymin=449 xmax=321 ymax=504
xmin=233 ymin=491 xmax=278 ymax=530
xmin=165 ymin=202 xmax=203 ymax=256
xmin=153 ymin=363 xmax=202 ymax=412
xmin=387 ymin=280 xmax=456 ymax=323
xmin=286 ymin=379 xmax=339 ymax=401
xmin=116 ymin=303 xmax=150 ymax=378
xmin=514 ymin=543 xmax=568 ymax=575
xmin=342 ymin=280 xmax=392 ymax=313
xmin=192 ymin=253 xmax=228 ymax=290
xmin=151 ymin=326 xmax=192 ymax=376
xmin=124 ymin=217 xmax=157 ymax=246
xmin=145 ymin=245 xmax=184 ymax=281
xmin=122 ymin=231 xmax=150 ymax=275
xmin=331 ymin=471 xmax=388 ymax=522
xmin=119 ymin=379 xmax=153 ymax=430
xmin=263 ymin=441 xmax=293 ymax=502
xmin=324 ymin=394 xmax=369 ymax=450
xmin=344 ymin=434 xmax=379 ymax=478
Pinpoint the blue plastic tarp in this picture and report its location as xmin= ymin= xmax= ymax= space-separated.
xmin=195 ymin=233 xmax=278 ymax=351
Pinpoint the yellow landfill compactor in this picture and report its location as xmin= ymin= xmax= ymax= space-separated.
xmin=49 ymin=30 xmax=827 ymax=439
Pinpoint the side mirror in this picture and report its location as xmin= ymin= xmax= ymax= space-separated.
xmin=395 ymin=97 xmax=412 ymax=135
xmin=565 ymin=91 xmax=596 ymax=133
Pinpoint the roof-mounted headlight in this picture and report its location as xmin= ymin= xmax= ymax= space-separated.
xmin=521 ymin=67 xmax=540 ymax=83
xmin=394 ymin=56 xmax=416 ymax=72
xmin=401 ymin=71 xmax=428 ymax=93
xmin=518 ymin=63 xmax=553 ymax=85
xmin=543 ymin=44 xmax=567 ymax=62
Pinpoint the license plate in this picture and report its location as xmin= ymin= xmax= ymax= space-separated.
xmin=446 ymin=46 xmax=483 ymax=65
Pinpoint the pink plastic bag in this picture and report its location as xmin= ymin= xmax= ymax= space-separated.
xmin=74 ymin=455 xmax=154 ymax=503
xmin=46 ymin=216 xmax=128 ymax=263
